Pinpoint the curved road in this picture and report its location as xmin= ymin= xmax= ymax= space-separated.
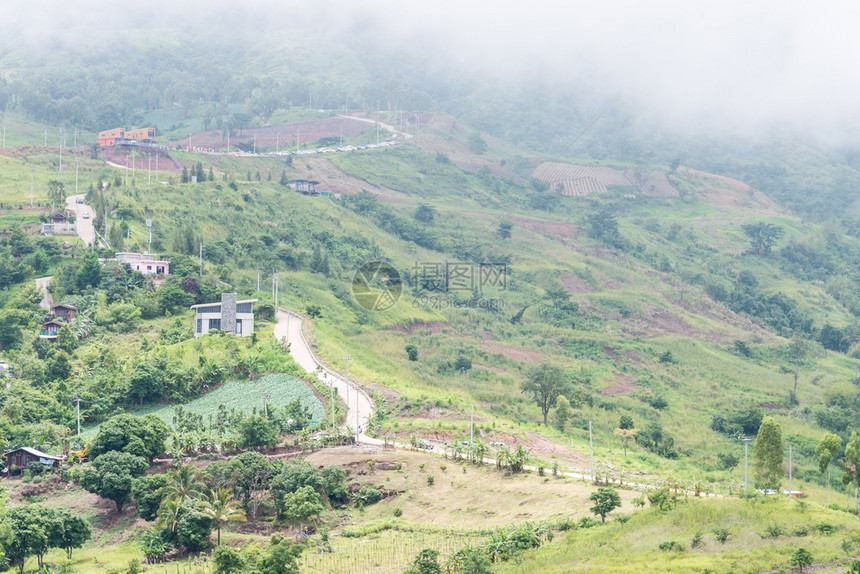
xmin=273 ymin=309 xmax=379 ymax=445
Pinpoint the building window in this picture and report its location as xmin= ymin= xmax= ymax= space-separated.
xmin=235 ymin=319 xmax=242 ymax=335
xmin=197 ymin=319 xmax=202 ymax=333
xmin=209 ymin=319 xmax=221 ymax=331
xmin=237 ymin=303 xmax=252 ymax=314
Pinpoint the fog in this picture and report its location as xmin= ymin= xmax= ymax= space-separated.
xmin=2 ymin=0 xmax=858 ymax=141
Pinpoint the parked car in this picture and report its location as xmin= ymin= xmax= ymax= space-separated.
xmin=75 ymin=197 xmax=83 ymax=204
xmin=82 ymin=211 xmax=89 ymax=219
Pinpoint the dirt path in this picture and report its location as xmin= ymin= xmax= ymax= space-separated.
xmin=65 ymin=194 xmax=96 ymax=247
xmin=35 ymin=276 xmax=53 ymax=310
xmin=336 ymin=114 xmax=413 ymax=139
xmin=273 ymin=309 xmax=379 ymax=446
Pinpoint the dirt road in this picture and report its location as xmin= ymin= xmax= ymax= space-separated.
xmin=65 ymin=194 xmax=96 ymax=247
xmin=273 ymin=309 xmax=379 ymax=445
xmin=35 ymin=276 xmax=53 ymax=310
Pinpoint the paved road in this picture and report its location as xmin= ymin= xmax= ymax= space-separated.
xmin=35 ymin=276 xmax=53 ymax=310
xmin=273 ymin=309 xmax=379 ymax=445
xmin=65 ymin=194 xmax=96 ymax=247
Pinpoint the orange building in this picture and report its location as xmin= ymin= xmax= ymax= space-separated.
xmin=126 ymin=128 xmax=156 ymax=142
xmin=96 ymin=127 xmax=156 ymax=147
xmin=97 ymin=128 xmax=125 ymax=146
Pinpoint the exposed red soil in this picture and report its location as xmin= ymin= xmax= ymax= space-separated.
xmin=473 ymin=363 xmax=509 ymax=376
xmin=506 ymin=215 xmax=578 ymax=237
xmin=601 ymin=372 xmax=640 ymax=397
xmin=679 ymin=167 xmax=784 ymax=214
xmin=392 ymin=320 xmax=452 ymax=335
xmin=482 ymin=343 xmax=547 ymax=364
xmin=560 ymin=272 xmax=593 ymax=293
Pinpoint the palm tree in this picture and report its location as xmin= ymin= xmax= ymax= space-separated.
xmin=164 ymin=464 xmax=206 ymax=505
xmin=196 ymin=487 xmax=247 ymax=545
xmin=155 ymin=498 xmax=182 ymax=534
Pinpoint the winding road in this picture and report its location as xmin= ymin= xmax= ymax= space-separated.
xmin=65 ymin=194 xmax=97 ymax=247
xmin=273 ymin=309 xmax=379 ymax=446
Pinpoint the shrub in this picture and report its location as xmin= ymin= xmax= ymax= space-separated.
xmin=658 ymin=541 xmax=684 ymax=552
xmin=427 ymin=475 xmax=435 ymax=486
xmin=393 ymin=508 xmax=403 ymax=518
xmin=713 ymin=528 xmax=731 ymax=544
xmin=691 ymin=530 xmax=704 ymax=548
xmin=762 ymin=524 xmax=785 ymax=539
xmin=816 ymin=522 xmax=836 ymax=535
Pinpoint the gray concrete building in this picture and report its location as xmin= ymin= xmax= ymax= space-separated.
xmin=191 ymin=293 xmax=257 ymax=338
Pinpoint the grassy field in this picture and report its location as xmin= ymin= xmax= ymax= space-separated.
xmin=496 ymin=497 xmax=860 ymax=573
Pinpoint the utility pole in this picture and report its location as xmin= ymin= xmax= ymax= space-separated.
xmin=274 ymin=274 xmax=278 ymax=309
xmin=788 ymin=444 xmax=793 ymax=498
xmin=126 ymin=228 xmax=130 ymax=251
xmin=330 ymin=374 xmax=335 ymax=429
xmin=355 ymin=378 xmax=359 ymax=444
xmin=199 ymin=242 xmax=203 ymax=276
xmin=262 ymin=391 xmax=270 ymax=419
xmin=343 ymin=357 xmax=351 ymax=432
xmin=256 ymin=268 xmax=261 ymax=293
xmin=276 ymin=131 xmax=279 ymax=154
xmin=589 ymin=421 xmax=595 ymax=483
xmin=253 ymin=133 xmax=256 ymax=154
xmin=59 ymin=128 xmax=63 ymax=181
xmin=75 ymin=161 xmax=79 ymax=196
xmin=470 ymin=404 xmax=474 ymax=451
xmin=741 ymin=437 xmax=753 ymax=495
xmin=155 ymin=152 xmax=159 ymax=176
xmin=148 ymin=153 xmax=151 ymax=185
xmin=30 ymin=166 xmax=34 ymax=207
xmin=72 ymin=397 xmax=83 ymax=435
xmin=125 ymin=155 xmax=129 ymax=186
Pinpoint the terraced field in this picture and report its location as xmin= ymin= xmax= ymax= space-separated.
xmin=531 ymin=161 xmax=678 ymax=197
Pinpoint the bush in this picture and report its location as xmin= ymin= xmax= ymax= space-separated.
xmin=762 ymin=524 xmax=785 ymax=539
xmin=691 ymin=530 xmax=704 ymax=548
xmin=713 ymin=528 xmax=731 ymax=544
xmin=427 ymin=475 xmax=435 ymax=486
xmin=816 ymin=522 xmax=836 ymax=535
xmin=393 ymin=508 xmax=403 ymax=518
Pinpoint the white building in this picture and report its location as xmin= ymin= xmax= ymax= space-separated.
xmin=191 ymin=293 xmax=257 ymax=338
xmin=114 ymin=252 xmax=170 ymax=275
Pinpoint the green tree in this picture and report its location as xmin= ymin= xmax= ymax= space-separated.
xmin=6 ymin=505 xmax=54 ymax=572
xmin=279 ymin=170 xmax=288 ymax=186
xmin=466 ymin=132 xmax=487 ymax=155
xmin=56 ymin=323 xmax=77 ymax=353
xmin=76 ymin=251 xmax=102 ymax=290
xmin=404 ymin=549 xmax=442 ymax=574
xmin=405 ymin=344 xmax=419 ymax=361
xmin=81 ymin=451 xmax=149 ymax=512
xmin=47 ymin=180 xmax=65 ymax=205
xmin=238 ymin=415 xmax=278 ymax=449
xmin=45 ymin=350 xmax=72 ymax=382
xmin=791 ymin=547 xmax=813 ymax=572
xmin=521 ymin=363 xmax=569 ymax=426
xmin=414 ymin=204 xmax=437 ymax=223
xmin=163 ymin=464 xmax=206 ymax=506
xmin=196 ymin=487 xmax=247 ymax=545
xmin=131 ymin=473 xmax=169 ymax=521
xmin=845 ymin=431 xmax=860 ymax=512
xmin=127 ymin=362 xmax=163 ymax=405
xmin=281 ymin=485 xmax=324 ymax=534
xmin=754 ymin=416 xmax=783 ymax=493
xmin=89 ymin=413 xmax=167 ymax=460
xmin=619 ymin=415 xmax=635 ymax=430
xmin=259 ymin=536 xmax=303 ymax=574
xmin=614 ymin=428 xmax=638 ymax=457
xmin=498 ymin=220 xmax=514 ymax=239
xmin=175 ymin=501 xmax=214 ymax=550
xmin=54 ymin=507 xmax=92 ymax=559
xmin=589 ymin=488 xmax=621 ymax=522
xmin=741 ymin=222 xmax=784 ymax=255
xmin=553 ymin=395 xmax=570 ymax=431
xmin=816 ymin=433 xmax=842 ymax=506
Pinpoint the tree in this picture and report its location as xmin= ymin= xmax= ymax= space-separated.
xmin=405 ymin=344 xmax=419 ymax=361
xmin=614 ymin=428 xmax=638 ymax=457
xmin=553 ymin=395 xmax=570 ymax=431
xmin=54 ymin=508 xmax=92 ymax=559
xmin=176 ymin=501 xmax=214 ymax=550
xmin=521 ymin=363 xmax=569 ymax=426
xmin=164 ymin=464 xmax=206 ymax=505
xmin=45 ymin=350 xmax=72 ymax=382
xmin=498 ymin=220 xmax=514 ymax=239
xmin=791 ymin=547 xmax=813 ymax=572
xmin=466 ymin=132 xmax=487 ymax=155
xmin=619 ymin=415 xmax=635 ymax=430
xmin=754 ymin=416 xmax=783 ymax=493
xmin=741 ymin=222 xmax=784 ymax=255
xmin=259 ymin=536 xmax=303 ymax=574
xmin=586 ymin=209 xmax=620 ymax=243
xmin=80 ymin=451 xmax=149 ymax=512
xmin=76 ymin=251 xmax=102 ymax=290
xmin=56 ymin=323 xmax=77 ymax=353
xmin=238 ymin=415 xmax=278 ymax=449
xmin=414 ymin=204 xmax=437 ymax=223
xmin=404 ymin=549 xmax=442 ymax=574
xmin=196 ymin=487 xmax=247 ymax=545
xmin=281 ymin=485 xmax=324 ymax=534
xmin=845 ymin=431 xmax=860 ymax=512
xmin=816 ymin=433 xmax=842 ymax=506
xmin=589 ymin=488 xmax=621 ymax=522
xmin=89 ymin=413 xmax=167 ymax=460
xmin=279 ymin=170 xmax=288 ymax=186
xmin=6 ymin=505 xmax=53 ymax=572
xmin=132 ymin=473 xmax=169 ymax=521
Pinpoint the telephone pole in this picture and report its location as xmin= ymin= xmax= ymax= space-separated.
xmin=199 ymin=242 xmax=203 ymax=276
xmin=589 ymin=421 xmax=595 ymax=483
xmin=343 ymin=357 xmax=351 ymax=436
xmin=72 ymin=397 xmax=83 ymax=435
xmin=741 ymin=437 xmax=753 ymax=495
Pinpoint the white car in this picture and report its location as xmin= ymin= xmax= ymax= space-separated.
xmin=82 ymin=212 xmax=90 ymax=219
